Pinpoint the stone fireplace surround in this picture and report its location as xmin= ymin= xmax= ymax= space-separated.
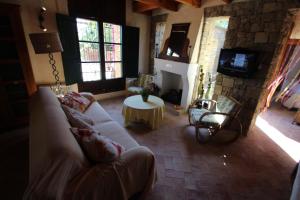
xmin=154 ymin=58 xmax=198 ymax=109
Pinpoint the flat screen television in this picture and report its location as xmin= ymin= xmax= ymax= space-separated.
xmin=217 ymin=48 xmax=259 ymax=78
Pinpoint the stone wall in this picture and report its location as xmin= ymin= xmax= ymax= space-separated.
xmin=198 ymin=17 xmax=229 ymax=99
xmin=203 ymin=0 xmax=299 ymax=133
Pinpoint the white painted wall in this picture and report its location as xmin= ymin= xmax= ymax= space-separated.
xmin=126 ymin=0 xmax=151 ymax=74
xmin=0 ymin=0 xmax=151 ymax=82
xmin=152 ymin=0 xmax=225 ymax=64
xmin=0 ymin=0 xmax=68 ymax=84
xmin=291 ymin=10 xmax=300 ymax=39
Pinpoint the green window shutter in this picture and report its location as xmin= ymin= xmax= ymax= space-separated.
xmin=56 ymin=14 xmax=82 ymax=85
xmin=123 ymin=26 xmax=139 ymax=78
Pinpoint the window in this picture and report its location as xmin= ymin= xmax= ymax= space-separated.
xmin=76 ymin=18 xmax=101 ymax=82
xmin=76 ymin=20 xmax=123 ymax=81
xmin=103 ymin=23 xmax=122 ymax=79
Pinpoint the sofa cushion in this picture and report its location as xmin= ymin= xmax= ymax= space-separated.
xmin=84 ymin=101 xmax=114 ymax=124
xmin=62 ymin=105 xmax=94 ymax=127
xmin=216 ymin=95 xmax=235 ymax=114
xmin=128 ymin=86 xmax=143 ymax=94
xmin=59 ymin=92 xmax=92 ymax=112
xmin=71 ymin=128 xmax=125 ymax=163
xmin=93 ymin=121 xmax=139 ymax=150
xmin=190 ymin=108 xmax=228 ymax=126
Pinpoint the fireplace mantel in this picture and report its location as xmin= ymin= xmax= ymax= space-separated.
xmin=154 ymin=58 xmax=198 ymax=110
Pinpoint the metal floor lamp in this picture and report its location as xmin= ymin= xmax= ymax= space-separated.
xmin=29 ymin=32 xmax=64 ymax=95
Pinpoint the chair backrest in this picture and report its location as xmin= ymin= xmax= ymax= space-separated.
xmin=137 ymin=74 xmax=153 ymax=88
xmin=216 ymin=95 xmax=242 ymax=118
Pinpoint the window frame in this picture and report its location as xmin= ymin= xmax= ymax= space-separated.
xmin=76 ymin=18 xmax=123 ymax=82
xmin=76 ymin=18 xmax=102 ymax=82
xmin=103 ymin=22 xmax=123 ymax=80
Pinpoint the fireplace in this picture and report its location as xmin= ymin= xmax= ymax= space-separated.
xmin=154 ymin=58 xmax=198 ymax=110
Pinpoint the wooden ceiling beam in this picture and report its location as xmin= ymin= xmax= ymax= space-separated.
xmin=133 ymin=1 xmax=159 ymax=13
xmin=222 ymin=0 xmax=232 ymax=3
xmin=175 ymin=0 xmax=201 ymax=8
xmin=135 ymin=0 xmax=178 ymax=11
xmin=159 ymin=0 xmax=179 ymax=11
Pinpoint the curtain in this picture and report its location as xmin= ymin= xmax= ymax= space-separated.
xmin=263 ymin=43 xmax=300 ymax=110
xmin=276 ymin=45 xmax=300 ymax=103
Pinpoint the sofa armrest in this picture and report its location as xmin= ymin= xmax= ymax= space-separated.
xmin=79 ymin=92 xmax=95 ymax=102
xmin=112 ymin=146 xmax=157 ymax=198
xmin=66 ymin=146 xmax=156 ymax=200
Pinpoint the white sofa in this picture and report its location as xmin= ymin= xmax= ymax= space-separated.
xmin=24 ymin=87 xmax=156 ymax=200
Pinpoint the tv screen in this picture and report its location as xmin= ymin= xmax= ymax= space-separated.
xmin=217 ymin=48 xmax=258 ymax=78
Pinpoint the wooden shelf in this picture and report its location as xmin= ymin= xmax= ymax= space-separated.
xmin=0 ymin=80 xmax=25 ymax=85
xmin=0 ymin=37 xmax=15 ymax=42
xmin=10 ymin=98 xmax=28 ymax=104
xmin=0 ymin=59 xmax=19 ymax=64
xmin=0 ymin=3 xmax=37 ymax=131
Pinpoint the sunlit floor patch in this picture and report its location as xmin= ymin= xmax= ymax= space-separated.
xmin=256 ymin=115 xmax=300 ymax=162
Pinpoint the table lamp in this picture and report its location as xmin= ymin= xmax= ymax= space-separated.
xmin=29 ymin=32 xmax=64 ymax=94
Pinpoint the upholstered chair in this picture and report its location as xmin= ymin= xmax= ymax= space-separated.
xmin=188 ymin=95 xmax=242 ymax=143
xmin=127 ymin=74 xmax=154 ymax=95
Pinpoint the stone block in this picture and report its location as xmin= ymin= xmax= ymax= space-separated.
xmin=234 ymin=79 xmax=244 ymax=86
xmin=269 ymin=32 xmax=279 ymax=43
xmin=237 ymin=32 xmax=247 ymax=38
xmin=263 ymin=2 xmax=279 ymax=13
xmin=254 ymin=32 xmax=268 ymax=43
xmin=262 ymin=13 xmax=273 ymax=23
xmin=216 ymin=74 xmax=223 ymax=82
xmin=228 ymin=17 xmax=240 ymax=30
xmin=222 ymin=6 xmax=232 ymax=13
xmin=222 ymin=77 xmax=234 ymax=88
xmin=214 ymin=85 xmax=222 ymax=95
xmin=251 ymin=23 xmax=263 ymax=32
xmin=264 ymin=22 xmax=280 ymax=32
xmin=221 ymin=86 xmax=232 ymax=96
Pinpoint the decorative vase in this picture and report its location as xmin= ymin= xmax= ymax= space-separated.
xmin=142 ymin=94 xmax=149 ymax=102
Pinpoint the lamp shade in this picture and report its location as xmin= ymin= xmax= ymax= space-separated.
xmin=29 ymin=32 xmax=63 ymax=54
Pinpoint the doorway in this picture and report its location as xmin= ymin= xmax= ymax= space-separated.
xmin=197 ymin=16 xmax=230 ymax=99
xmin=257 ymin=38 xmax=300 ymax=162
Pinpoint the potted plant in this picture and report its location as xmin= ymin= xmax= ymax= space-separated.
xmin=140 ymin=87 xmax=151 ymax=102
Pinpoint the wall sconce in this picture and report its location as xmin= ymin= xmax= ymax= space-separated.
xmin=39 ymin=6 xmax=47 ymax=32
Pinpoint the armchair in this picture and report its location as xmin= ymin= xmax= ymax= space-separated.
xmin=127 ymin=74 xmax=153 ymax=95
xmin=188 ymin=95 xmax=242 ymax=143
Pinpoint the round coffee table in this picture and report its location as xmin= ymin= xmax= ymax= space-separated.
xmin=122 ymin=95 xmax=165 ymax=129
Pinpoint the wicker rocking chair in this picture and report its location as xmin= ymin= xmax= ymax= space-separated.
xmin=188 ymin=95 xmax=243 ymax=143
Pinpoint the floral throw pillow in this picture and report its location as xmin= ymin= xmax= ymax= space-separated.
xmin=59 ymin=92 xmax=92 ymax=112
xmin=62 ymin=105 xmax=94 ymax=129
xmin=71 ymin=128 xmax=125 ymax=163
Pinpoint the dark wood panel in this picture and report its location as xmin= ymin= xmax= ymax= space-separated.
xmin=68 ymin=0 xmax=99 ymax=19
xmin=124 ymin=26 xmax=139 ymax=78
xmin=68 ymin=0 xmax=126 ymax=24
xmin=0 ymin=3 xmax=36 ymax=132
xmin=78 ymin=78 xmax=126 ymax=94
xmin=101 ymin=0 xmax=126 ymax=25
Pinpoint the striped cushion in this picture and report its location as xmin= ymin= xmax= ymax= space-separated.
xmin=190 ymin=108 xmax=228 ymax=126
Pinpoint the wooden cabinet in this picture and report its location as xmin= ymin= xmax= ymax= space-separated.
xmin=0 ymin=3 xmax=37 ymax=132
